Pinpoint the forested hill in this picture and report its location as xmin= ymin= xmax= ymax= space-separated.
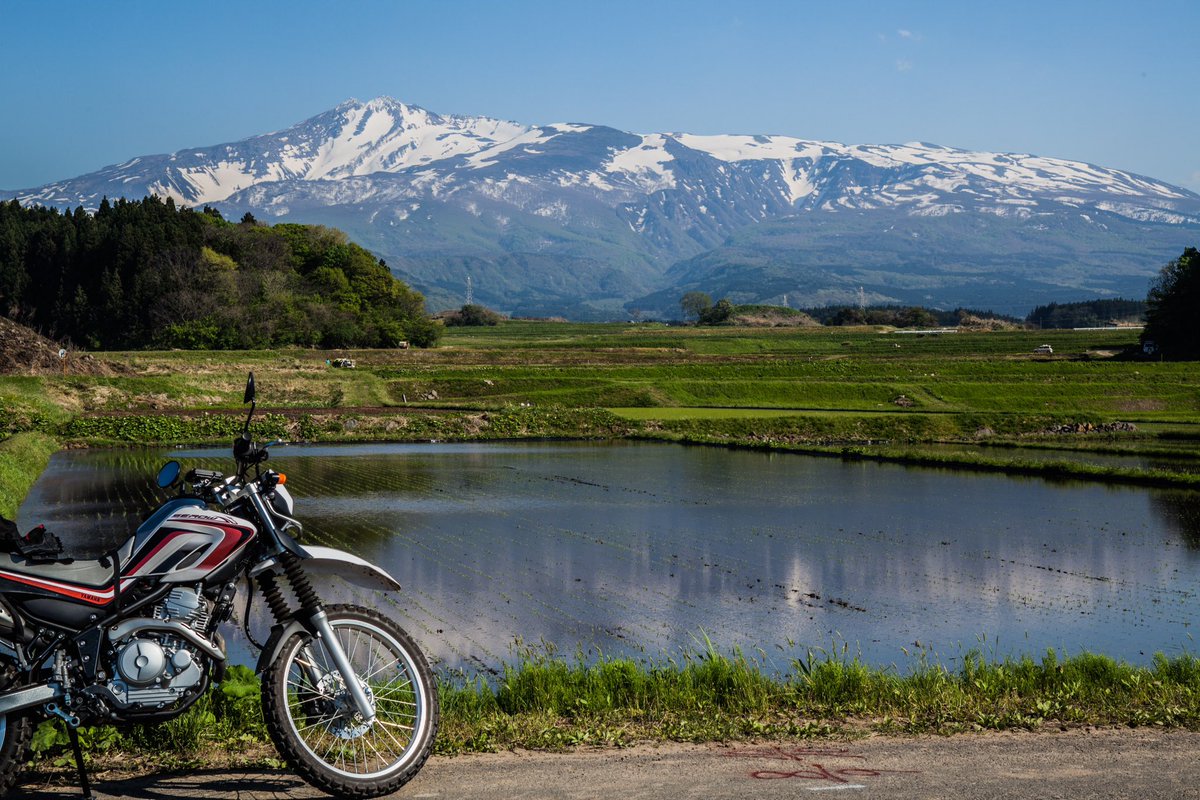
xmin=0 ymin=197 xmax=440 ymax=350
xmin=1025 ymin=298 xmax=1147 ymax=330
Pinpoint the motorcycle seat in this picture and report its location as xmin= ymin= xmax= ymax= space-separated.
xmin=1 ymin=538 xmax=135 ymax=589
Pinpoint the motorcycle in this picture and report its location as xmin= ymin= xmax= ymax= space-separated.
xmin=0 ymin=373 xmax=438 ymax=798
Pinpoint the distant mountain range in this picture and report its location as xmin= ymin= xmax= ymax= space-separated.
xmin=6 ymin=96 xmax=1199 ymax=319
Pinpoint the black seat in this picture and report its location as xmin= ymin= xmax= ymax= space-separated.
xmin=2 ymin=553 xmax=115 ymax=588
xmin=1 ymin=537 xmax=134 ymax=589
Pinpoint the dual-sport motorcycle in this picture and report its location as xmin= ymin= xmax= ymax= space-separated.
xmin=0 ymin=373 xmax=438 ymax=798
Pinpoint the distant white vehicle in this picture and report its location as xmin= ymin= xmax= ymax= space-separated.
xmin=330 ymin=357 xmax=356 ymax=368
xmin=1034 ymin=344 xmax=1054 ymax=354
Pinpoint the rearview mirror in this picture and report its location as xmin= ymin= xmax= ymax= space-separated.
xmin=156 ymin=460 xmax=181 ymax=489
xmin=243 ymin=372 xmax=256 ymax=405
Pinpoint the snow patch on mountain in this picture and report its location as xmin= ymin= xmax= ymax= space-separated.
xmin=605 ymin=134 xmax=677 ymax=191
xmin=674 ymin=133 xmax=832 ymax=163
xmin=466 ymin=128 xmax=553 ymax=169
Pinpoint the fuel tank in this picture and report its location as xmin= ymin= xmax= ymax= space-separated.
xmin=0 ymin=501 xmax=256 ymax=630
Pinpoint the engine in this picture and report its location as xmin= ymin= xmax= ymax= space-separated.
xmin=100 ymin=587 xmax=215 ymax=710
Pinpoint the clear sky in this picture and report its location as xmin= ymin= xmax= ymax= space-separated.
xmin=1 ymin=0 xmax=1197 ymax=192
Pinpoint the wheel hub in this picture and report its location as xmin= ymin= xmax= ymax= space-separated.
xmin=316 ymin=673 xmax=376 ymax=740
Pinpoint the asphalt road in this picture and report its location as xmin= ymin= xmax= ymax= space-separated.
xmin=12 ymin=729 xmax=1200 ymax=800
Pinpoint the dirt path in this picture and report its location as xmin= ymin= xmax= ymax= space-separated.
xmin=12 ymin=729 xmax=1200 ymax=800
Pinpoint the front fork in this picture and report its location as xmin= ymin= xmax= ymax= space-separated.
xmin=258 ymin=553 xmax=376 ymax=724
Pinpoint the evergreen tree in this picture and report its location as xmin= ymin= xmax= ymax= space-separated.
xmin=1143 ymin=247 xmax=1200 ymax=360
xmin=0 ymin=197 xmax=440 ymax=350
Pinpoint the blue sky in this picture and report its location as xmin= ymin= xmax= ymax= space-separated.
xmin=2 ymin=0 xmax=1197 ymax=192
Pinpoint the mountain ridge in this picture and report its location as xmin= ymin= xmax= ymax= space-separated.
xmin=6 ymin=97 xmax=1199 ymax=318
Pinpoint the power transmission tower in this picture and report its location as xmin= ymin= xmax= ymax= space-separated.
xmin=465 ymin=275 xmax=473 ymax=306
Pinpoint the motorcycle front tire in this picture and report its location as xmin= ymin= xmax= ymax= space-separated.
xmin=261 ymin=604 xmax=439 ymax=799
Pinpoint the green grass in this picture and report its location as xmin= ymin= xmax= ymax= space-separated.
xmin=0 ymin=431 xmax=58 ymax=519
xmin=32 ymin=646 xmax=1200 ymax=767
xmin=437 ymin=645 xmax=1200 ymax=749
xmin=609 ymin=407 xmax=880 ymax=420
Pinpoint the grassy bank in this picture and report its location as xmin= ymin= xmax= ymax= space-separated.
xmin=0 ymin=431 xmax=58 ymax=519
xmin=437 ymin=646 xmax=1200 ymax=751
xmin=39 ymin=406 xmax=1200 ymax=488
xmin=28 ymin=647 xmax=1200 ymax=769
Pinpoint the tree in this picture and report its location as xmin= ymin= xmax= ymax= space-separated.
xmin=895 ymin=306 xmax=938 ymax=329
xmin=0 ymin=196 xmax=441 ymax=350
xmin=698 ymin=298 xmax=734 ymax=325
xmin=404 ymin=316 xmax=444 ymax=348
xmin=679 ymin=291 xmax=712 ymax=321
xmin=829 ymin=307 xmax=867 ymax=326
xmin=1143 ymin=247 xmax=1200 ymax=359
xmin=448 ymin=303 xmax=503 ymax=326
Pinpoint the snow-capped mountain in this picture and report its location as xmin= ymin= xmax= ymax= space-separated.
xmin=7 ymin=97 xmax=1199 ymax=318
xmin=15 ymin=98 xmax=531 ymax=208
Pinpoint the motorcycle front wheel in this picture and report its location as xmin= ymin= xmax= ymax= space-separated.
xmin=262 ymin=604 xmax=439 ymax=798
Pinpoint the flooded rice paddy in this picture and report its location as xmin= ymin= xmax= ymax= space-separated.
xmin=18 ymin=441 xmax=1200 ymax=673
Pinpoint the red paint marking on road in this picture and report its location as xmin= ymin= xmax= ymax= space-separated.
xmin=727 ymin=748 xmax=921 ymax=786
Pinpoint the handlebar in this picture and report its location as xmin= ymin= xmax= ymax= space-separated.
xmin=185 ymin=468 xmax=224 ymax=484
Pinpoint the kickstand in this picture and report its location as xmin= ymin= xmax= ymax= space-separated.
xmin=65 ymin=724 xmax=95 ymax=800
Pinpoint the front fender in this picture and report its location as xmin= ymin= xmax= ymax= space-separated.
xmin=300 ymin=545 xmax=403 ymax=592
xmin=251 ymin=547 xmax=403 ymax=674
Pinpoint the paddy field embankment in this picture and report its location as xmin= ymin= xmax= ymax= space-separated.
xmin=5 ymin=322 xmax=1199 ymax=488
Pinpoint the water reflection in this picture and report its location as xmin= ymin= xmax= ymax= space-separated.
xmin=1150 ymin=491 xmax=1200 ymax=551
xmin=18 ymin=441 xmax=1200 ymax=672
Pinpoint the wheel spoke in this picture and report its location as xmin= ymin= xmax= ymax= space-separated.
xmin=374 ymin=718 xmax=413 ymax=753
xmin=270 ymin=609 xmax=436 ymax=784
xmin=374 ymin=718 xmax=416 ymax=733
xmin=294 ymin=712 xmax=342 ymax=736
xmin=362 ymin=658 xmax=402 ymax=683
